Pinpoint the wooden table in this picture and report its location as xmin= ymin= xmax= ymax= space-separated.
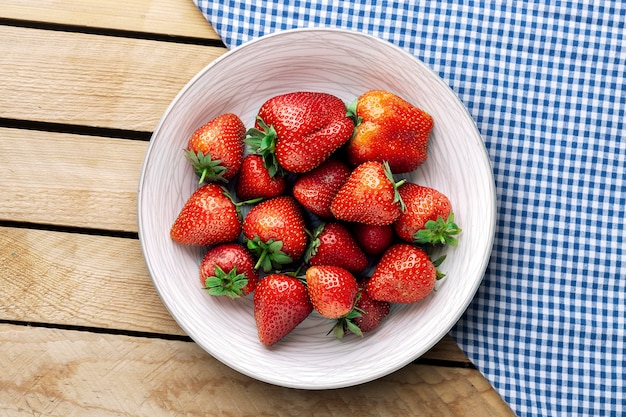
xmin=0 ymin=1 xmax=516 ymax=415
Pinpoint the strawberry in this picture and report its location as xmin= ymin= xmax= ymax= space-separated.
xmin=330 ymin=161 xmax=406 ymax=226
xmin=305 ymin=223 xmax=368 ymax=273
xmin=242 ymin=196 xmax=308 ymax=272
xmin=346 ymin=90 xmax=434 ymax=173
xmin=331 ymin=279 xmax=391 ymax=339
xmin=199 ymin=243 xmax=259 ymax=298
xmin=253 ymin=274 xmax=313 ymax=346
xmin=236 ymin=154 xmax=286 ymax=200
xmin=353 ymin=282 xmax=391 ymax=333
xmin=292 ymin=158 xmax=351 ymax=218
xmin=245 ymin=92 xmax=354 ymax=174
xmin=351 ymin=223 xmax=395 ymax=257
xmin=170 ymin=184 xmax=243 ymax=246
xmin=394 ymin=182 xmax=461 ymax=246
xmin=185 ymin=113 xmax=246 ymax=183
xmin=305 ymin=266 xmax=358 ymax=319
xmin=366 ymin=243 xmax=444 ymax=304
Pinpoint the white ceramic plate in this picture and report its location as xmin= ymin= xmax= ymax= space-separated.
xmin=138 ymin=28 xmax=496 ymax=389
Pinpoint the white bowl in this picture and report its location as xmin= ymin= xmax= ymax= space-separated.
xmin=138 ymin=27 xmax=496 ymax=389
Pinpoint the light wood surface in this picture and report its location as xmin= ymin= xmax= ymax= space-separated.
xmin=0 ymin=128 xmax=145 ymax=232
xmin=1 ymin=0 xmax=220 ymax=39
xmin=0 ymin=26 xmax=225 ymax=131
xmin=0 ymin=1 xmax=516 ymax=415
xmin=0 ymin=324 xmax=501 ymax=417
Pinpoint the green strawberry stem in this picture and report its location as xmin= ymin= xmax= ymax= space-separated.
xmin=254 ymin=249 xmax=269 ymax=272
xmin=220 ymin=186 xmax=262 ymax=221
xmin=382 ymin=161 xmax=406 ymax=212
xmin=184 ymin=149 xmax=228 ymax=184
xmin=244 ymin=116 xmax=283 ymax=177
xmin=432 ymin=254 xmax=447 ymax=280
xmin=413 ymin=213 xmax=462 ymax=246
xmin=234 ymin=197 xmax=263 ymax=206
xmin=331 ymin=298 xmax=364 ymax=340
xmin=284 ymin=264 xmax=305 ymax=279
xmin=203 ymin=265 xmax=248 ymax=299
xmin=346 ymin=99 xmax=362 ymax=127
xmin=246 ymin=236 xmax=293 ymax=273
xmin=303 ymin=224 xmax=324 ymax=263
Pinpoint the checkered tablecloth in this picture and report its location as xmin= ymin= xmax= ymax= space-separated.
xmin=192 ymin=1 xmax=626 ymax=415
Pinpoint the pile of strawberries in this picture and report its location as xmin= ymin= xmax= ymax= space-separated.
xmin=169 ymin=90 xmax=461 ymax=346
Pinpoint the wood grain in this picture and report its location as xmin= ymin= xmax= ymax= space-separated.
xmin=0 ymin=0 xmax=220 ymax=40
xmin=0 ymin=128 xmax=145 ymax=232
xmin=0 ymin=225 xmax=469 ymax=363
xmin=0 ymin=324 xmax=515 ymax=416
xmin=0 ymin=26 xmax=226 ymax=131
xmin=0 ymin=226 xmax=179 ymax=334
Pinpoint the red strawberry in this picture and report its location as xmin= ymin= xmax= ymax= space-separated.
xmin=305 ymin=223 xmax=368 ymax=273
xmin=236 ymin=154 xmax=286 ymax=200
xmin=366 ymin=243 xmax=444 ymax=304
xmin=331 ymin=279 xmax=391 ymax=339
xmin=246 ymin=92 xmax=354 ymax=173
xmin=199 ymin=243 xmax=259 ymax=298
xmin=242 ymin=196 xmax=308 ymax=272
xmin=394 ymin=182 xmax=461 ymax=246
xmin=185 ymin=113 xmax=246 ymax=183
xmin=170 ymin=184 xmax=242 ymax=246
xmin=330 ymin=161 xmax=405 ymax=226
xmin=353 ymin=283 xmax=391 ymax=333
xmin=305 ymin=266 xmax=358 ymax=319
xmin=292 ymin=158 xmax=351 ymax=218
xmin=254 ymin=274 xmax=313 ymax=346
xmin=351 ymin=223 xmax=395 ymax=257
xmin=346 ymin=90 xmax=434 ymax=173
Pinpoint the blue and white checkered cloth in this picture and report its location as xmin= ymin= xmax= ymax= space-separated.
xmin=193 ymin=1 xmax=626 ymax=415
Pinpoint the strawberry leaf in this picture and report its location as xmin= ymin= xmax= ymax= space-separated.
xmin=413 ymin=213 xmax=462 ymax=246
xmin=346 ymin=99 xmax=362 ymax=127
xmin=203 ymin=265 xmax=248 ymax=299
xmin=382 ymin=161 xmax=406 ymax=212
xmin=332 ymin=321 xmax=346 ymax=340
xmin=245 ymin=236 xmax=293 ymax=273
xmin=328 ymin=297 xmax=364 ymax=340
xmin=184 ymin=149 xmax=227 ymax=184
xmin=303 ymin=224 xmax=325 ymax=263
xmin=344 ymin=318 xmax=364 ymax=337
xmin=261 ymin=134 xmax=274 ymax=152
xmin=432 ymin=254 xmax=447 ymax=268
xmin=245 ymin=116 xmax=284 ymax=178
xmin=267 ymin=240 xmax=283 ymax=252
xmin=331 ymin=310 xmax=364 ymax=340
xmin=430 ymin=255 xmax=447 ymax=280
xmin=271 ymin=252 xmax=293 ymax=265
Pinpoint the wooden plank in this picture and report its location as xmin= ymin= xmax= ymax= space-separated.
xmin=0 ymin=128 xmax=145 ymax=232
xmin=0 ymin=0 xmax=220 ymax=40
xmin=0 ymin=26 xmax=226 ymax=131
xmin=0 ymin=226 xmax=469 ymax=363
xmin=0 ymin=226 xmax=182 ymax=335
xmin=0 ymin=323 xmax=515 ymax=416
